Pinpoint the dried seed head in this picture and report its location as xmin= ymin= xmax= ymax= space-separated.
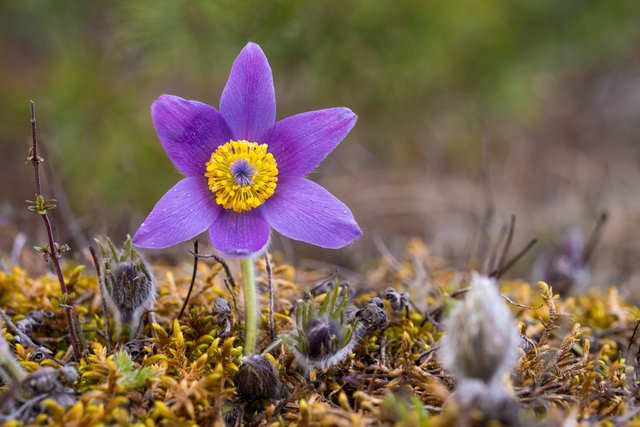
xmin=212 ymin=297 xmax=232 ymax=337
xmin=2 ymin=366 xmax=78 ymax=423
xmin=234 ymin=355 xmax=286 ymax=402
xmin=213 ymin=297 xmax=232 ymax=318
xmin=15 ymin=310 xmax=54 ymax=335
xmin=98 ymin=236 xmax=156 ymax=338
xmin=384 ymin=288 xmax=409 ymax=313
xmin=355 ymin=297 xmax=389 ymax=331
xmin=439 ymin=274 xmax=519 ymax=384
xmin=283 ymin=284 xmax=360 ymax=373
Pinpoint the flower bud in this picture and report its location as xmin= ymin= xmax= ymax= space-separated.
xmin=384 ymin=288 xmax=409 ymax=313
xmin=98 ymin=236 xmax=156 ymax=338
xmin=234 ymin=354 xmax=286 ymax=402
xmin=283 ymin=284 xmax=359 ymax=372
xmin=212 ymin=297 xmax=232 ymax=338
xmin=355 ymin=297 xmax=389 ymax=331
xmin=439 ymin=274 xmax=519 ymax=384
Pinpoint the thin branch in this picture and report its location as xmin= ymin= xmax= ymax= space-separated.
xmin=582 ymin=211 xmax=609 ymax=266
xmin=501 ymin=294 xmax=543 ymax=310
xmin=496 ymin=214 xmax=516 ymax=276
xmin=28 ymin=101 xmax=81 ymax=361
xmin=177 ymin=240 xmax=199 ymax=320
xmin=0 ymin=306 xmax=58 ymax=362
xmin=486 ymin=220 xmax=508 ymax=275
xmin=147 ymin=310 xmax=159 ymax=338
xmin=265 ymin=253 xmax=275 ymax=342
xmin=224 ymin=279 xmax=239 ymax=319
xmin=190 ymin=251 xmax=236 ymax=289
xmin=89 ymin=246 xmax=112 ymax=353
xmin=490 ymin=238 xmax=538 ymax=279
xmin=626 ymin=318 xmax=640 ymax=391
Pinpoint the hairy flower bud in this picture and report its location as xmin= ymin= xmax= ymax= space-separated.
xmin=283 ymin=284 xmax=361 ymax=373
xmin=355 ymin=297 xmax=389 ymax=331
xmin=234 ymin=354 xmax=286 ymax=402
xmin=97 ymin=236 xmax=156 ymax=338
xmin=384 ymin=288 xmax=409 ymax=313
xmin=439 ymin=274 xmax=519 ymax=384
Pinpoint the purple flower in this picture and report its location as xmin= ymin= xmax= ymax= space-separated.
xmin=133 ymin=43 xmax=361 ymax=256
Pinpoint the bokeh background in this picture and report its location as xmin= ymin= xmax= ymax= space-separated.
xmin=1 ymin=1 xmax=639 ymax=294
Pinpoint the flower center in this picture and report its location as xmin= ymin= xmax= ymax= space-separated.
xmin=205 ymin=140 xmax=278 ymax=212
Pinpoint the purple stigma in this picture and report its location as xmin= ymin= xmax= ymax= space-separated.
xmin=230 ymin=159 xmax=255 ymax=187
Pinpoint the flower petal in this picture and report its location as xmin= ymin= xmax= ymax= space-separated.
xmin=262 ymin=178 xmax=361 ymax=249
xmin=266 ymin=108 xmax=357 ymax=180
xmin=209 ymin=209 xmax=271 ymax=257
xmin=133 ymin=177 xmax=220 ymax=248
xmin=219 ymin=42 xmax=276 ymax=142
xmin=152 ymin=95 xmax=232 ymax=177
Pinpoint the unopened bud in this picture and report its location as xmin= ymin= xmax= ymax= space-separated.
xmin=355 ymin=297 xmax=389 ymax=331
xmin=98 ymin=236 xmax=156 ymax=338
xmin=283 ymin=284 xmax=360 ymax=372
xmin=384 ymin=288 xmax=409 ymax=313
xmin=439 ymin=274 xmax=519 ymax=384
xmin=234 ymin=355 xmax=286 ymax=402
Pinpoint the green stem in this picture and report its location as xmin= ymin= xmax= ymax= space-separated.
xmin=240 ymin=257 xmax=257 ymax=355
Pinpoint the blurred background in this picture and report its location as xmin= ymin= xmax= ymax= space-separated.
xmin=1 ymin=1 xmax=639 ymax=295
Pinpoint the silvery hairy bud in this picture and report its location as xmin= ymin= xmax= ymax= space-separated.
xmin=440 ymin=274 xmax=519 ymax=384
xmin=97 ymin=236 xmax=156 ymax=339
xmin=439 ymin=274 xmax=521 ymax=423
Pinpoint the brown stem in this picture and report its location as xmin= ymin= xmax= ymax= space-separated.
xmin=29 ymin=101 xmax=81 ymax=361
xmin=177 ymin=240 xmax=199 ymax=320
xmin=265 ymin=253 xmax=275 ymax=341
xmin=191 ymin=251 xmax=237 ymax=288
xmin=582 ymin=211 xmax=609 ymax=266
xmin=90 ymin=246 xmax=112 ymax=353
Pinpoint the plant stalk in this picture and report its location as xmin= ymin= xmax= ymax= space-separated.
xmin=240 ymin=257 xmax=257 ymax=355
xmin=29 ymin=101 xmax=81 ymax=361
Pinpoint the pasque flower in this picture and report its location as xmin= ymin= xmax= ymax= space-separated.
xmin=133 ymin=42 xmax=361 ymax=256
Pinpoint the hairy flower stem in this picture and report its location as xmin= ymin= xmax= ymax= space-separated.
xmin=240 ymin=258 xmax=257 ymax=355
xmin=29 ymin=101 xmax=81 ymax=361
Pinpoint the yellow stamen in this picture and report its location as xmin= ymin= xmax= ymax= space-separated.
xmin=205 ymin=140 xmax=278 ymax=212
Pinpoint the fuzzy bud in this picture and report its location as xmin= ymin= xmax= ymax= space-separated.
xmin=283 ymin=284 xmax=360 ymax=373
xmin=98 ymin=236 xmax=156 ymax=338
xmin=355 ymin=297 xmax=389 ymax=331
xmin=439 ymin=274 xmax=519 ymax=384
xmin=234 ymin=355 xmax=286 ymax=402
xmin=212 ymin=297 xmax=231 ymax=318
xmin=384 ymin=288 xmax=409 ymax=313
xmin=212 ymin=297 xmax=232 ymax=337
